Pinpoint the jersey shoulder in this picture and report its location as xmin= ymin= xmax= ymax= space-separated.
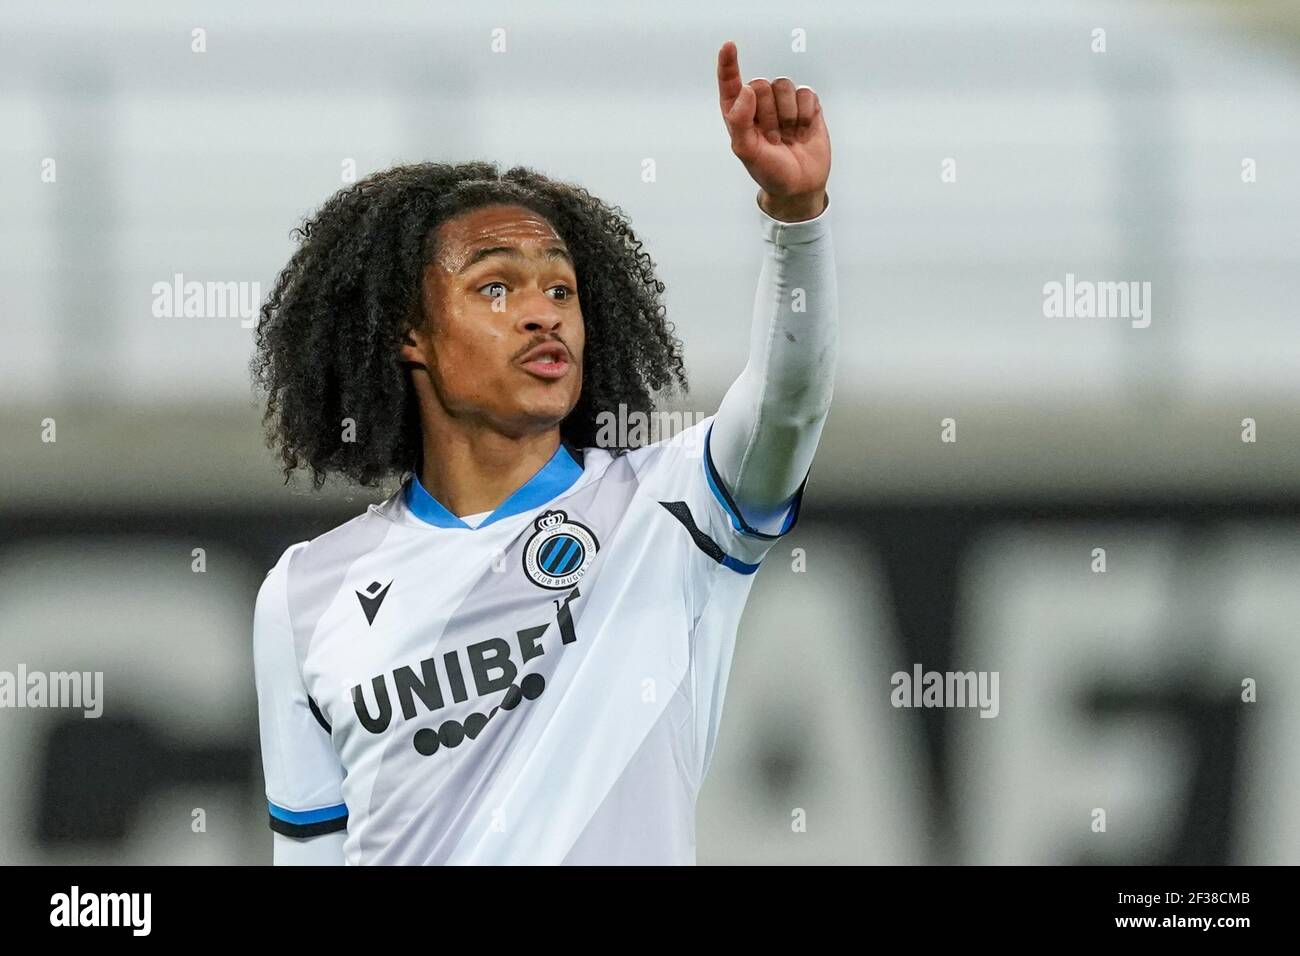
xmin=259 ymin=494 xmax=399 ymax=622
xmin=615 ymin=414 xmax=715 ymax=478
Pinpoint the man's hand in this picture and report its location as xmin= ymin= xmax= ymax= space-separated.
xmin=717 ymin=40 xmax=830 ymax=222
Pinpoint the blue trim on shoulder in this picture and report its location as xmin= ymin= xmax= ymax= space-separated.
xmin=702 ymin=422 xmax=805 ymax=540
xmin=721 ymin=553 xmax=761 ymax=575
xmin=658 ymin=499 xmax=764 ymax=576
xmin=268 ymin=800 xmax=348 ymax=825
xmin=405 ymin=441 xmax=584 ymax=530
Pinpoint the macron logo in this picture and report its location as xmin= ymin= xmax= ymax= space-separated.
xmin=356 ymin=580 xmax=392 ymax=626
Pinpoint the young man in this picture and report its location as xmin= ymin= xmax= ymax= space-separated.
xmin=252 ymin=41 xmax=837 ymax=864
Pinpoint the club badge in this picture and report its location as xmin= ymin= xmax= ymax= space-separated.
xmin=522 ymin=510 xmax=599 ymax=590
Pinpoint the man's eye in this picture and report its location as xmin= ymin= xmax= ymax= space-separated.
xmin=480 ymin=281 xmax=508 ymax=298
xmin=548 ymin=285 xmax=574 ymax=301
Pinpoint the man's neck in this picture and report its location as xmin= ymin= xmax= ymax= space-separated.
xmin=416 ymin=422 xmax=561 ymax=519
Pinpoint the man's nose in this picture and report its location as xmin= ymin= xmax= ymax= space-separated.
xmin=513 ymin=289 xmax=564 ymax=334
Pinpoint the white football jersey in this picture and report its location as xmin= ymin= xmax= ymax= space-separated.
xmin=253 ymin=412 xmax=805 ymax=865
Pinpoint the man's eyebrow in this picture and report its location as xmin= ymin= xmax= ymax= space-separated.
xmin=459 ymin=245 xmax=574 ymax=273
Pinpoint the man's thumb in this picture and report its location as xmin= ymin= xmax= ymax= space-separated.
xmin=725 ymin=83 xmax=755 ymax=127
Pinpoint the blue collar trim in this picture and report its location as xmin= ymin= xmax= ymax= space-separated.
xmin=404 ymin=442 xmax=584 ymax=529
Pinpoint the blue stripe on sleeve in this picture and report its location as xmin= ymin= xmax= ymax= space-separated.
xmin=268 ymin=801 xmax=349 ymax=825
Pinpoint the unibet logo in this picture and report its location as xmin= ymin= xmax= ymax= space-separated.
xmin=351 ymin=587 xmax=581 ymax=756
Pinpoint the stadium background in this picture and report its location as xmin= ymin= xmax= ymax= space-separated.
xmin=1 ymin=0 xmax=1298 ymax=865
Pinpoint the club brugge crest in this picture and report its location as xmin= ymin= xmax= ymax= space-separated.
xmin=523 ymin=509 xmax=599 ymax=590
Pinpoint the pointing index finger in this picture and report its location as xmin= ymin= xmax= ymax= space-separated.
xmin=717 ymin=40 xmax=742 ymax=116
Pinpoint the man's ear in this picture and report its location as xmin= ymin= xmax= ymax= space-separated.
xmin=404 ymin=268 xmax=439 ymax=367
xmin=399 ymin=326 xmax=429 ymax=368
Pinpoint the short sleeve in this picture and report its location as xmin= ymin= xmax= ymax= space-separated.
xmin=630 ymin=414 xmax=806 ymax=575
xmin=253 ymin=544 xmax=349 ymax=838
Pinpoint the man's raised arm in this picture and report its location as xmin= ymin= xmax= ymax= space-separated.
xmin=709 ymin=41 xmax=838 ymax=532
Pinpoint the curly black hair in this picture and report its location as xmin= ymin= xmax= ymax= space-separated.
xmin=252 ymin=161 xmax=688 ymax=489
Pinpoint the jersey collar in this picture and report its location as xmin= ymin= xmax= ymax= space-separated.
xmin=404 ymin=441 xmax=585 ymax=530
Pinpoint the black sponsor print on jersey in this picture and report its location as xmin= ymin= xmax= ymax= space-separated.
xmin=350 ymin=587 xmax=581 ymax=755
xmin=356 ymin=580 xmax=392 ymax=625
xmin=522 ymin=509 xmax=599 ymax=590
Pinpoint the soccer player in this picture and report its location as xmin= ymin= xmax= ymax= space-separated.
xmin=251 ymin=41 xmax=837 ymax=864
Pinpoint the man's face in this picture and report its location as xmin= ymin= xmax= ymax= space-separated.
xmin=402 ymin=204 xmax=584 ymax=437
